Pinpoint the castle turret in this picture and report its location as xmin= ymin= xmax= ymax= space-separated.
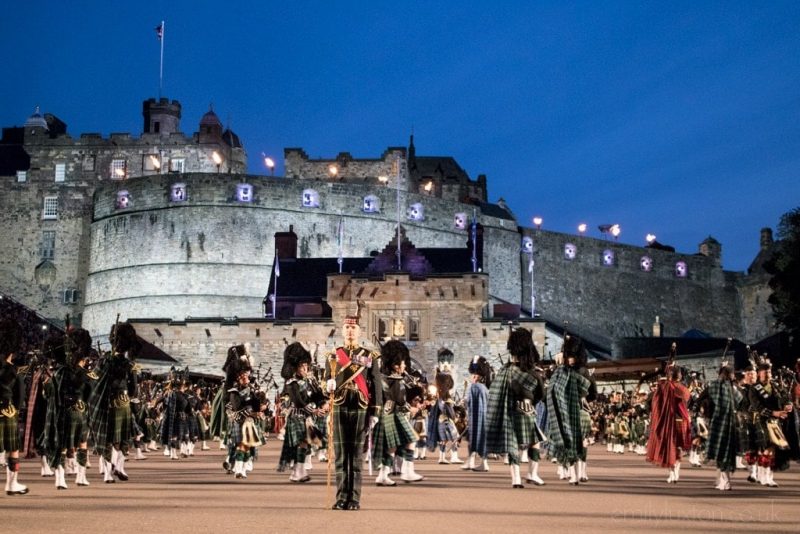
xmin=699 ymin=236 xmax=722 ymax=265
xmin=760 ymin=227 xmax=774 ymax=251
xmin=23 ymin=106 xmax=48 ymax=144
xmin=143 ymin=97 xmax=181 ymax=134
xmin=198 ymin=105 xmax=223 ymax=143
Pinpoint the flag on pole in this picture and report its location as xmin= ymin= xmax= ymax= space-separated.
xmin=155 ymin=23 xmax=163 ymax=40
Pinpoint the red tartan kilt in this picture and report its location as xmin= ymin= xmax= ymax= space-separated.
xmin=675 ymin=418 xmax=692 ymax=451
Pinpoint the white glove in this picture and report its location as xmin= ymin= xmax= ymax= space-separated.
xmin=326 ymin=379 xmax=337 ymax=393
xmin=369 ymin=416 xmax=379 ymax=429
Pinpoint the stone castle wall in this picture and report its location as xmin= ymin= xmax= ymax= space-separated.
xmin=519 ymin=228 xmax=744 ymax=343
xmin=83 ymin=172 xmax=519 ymax=337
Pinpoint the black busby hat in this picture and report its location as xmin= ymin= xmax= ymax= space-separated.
xmin=281 ymin=342 xmax=312 ymax=379
xmin=109 ymin=322 xmax=141 ymax=358
xmin=381 ymin=340 xmax=410 ymax=375
xmin=43 ymin=332 xmax=66 ymax=365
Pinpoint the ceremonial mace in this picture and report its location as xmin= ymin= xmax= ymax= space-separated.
xmin=325 ymin=354 xmax=337 ymax=509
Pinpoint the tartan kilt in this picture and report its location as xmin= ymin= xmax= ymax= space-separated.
xmin=675 ymin=418 xmax=692 ymax=451
xmin=580 ymin=410 xmax=592 ymax=439
xmin=64 ymin=406 xmax=89 ymax=449
xmin=438 ymin=418 xmax=458 ymax=443
xmin=173 ymin=414 xmax=190 ymax=441
xmin=381 ymin=412 xmax=417 ymax=450
xmin=107 ymin=404 xmax=134 ymax=445
xmin=512 ymin=411 xmax=542 ymax=447
xmin=227 ymin=419 xmax=243 ymax=446
xmin=753 ymin=419 xmax=771 ymax=451
xmin=0 ymin=413 xmax=20 ymax=452
xmin=187 ymin=413 xmax=200 ymax=440
xmin=284 ymin=415 xmax=308 ymax=448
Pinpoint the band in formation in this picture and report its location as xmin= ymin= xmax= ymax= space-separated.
xmin=1 ymin=311 xmax=798 ymax=509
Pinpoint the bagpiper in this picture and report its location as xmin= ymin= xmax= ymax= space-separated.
xmin=463 ymin=356 xmax=491 ymax=472
xmin=0 ymin=317 xmax=29 ymax=496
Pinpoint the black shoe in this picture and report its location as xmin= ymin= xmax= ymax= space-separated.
xmin=747 ymin=476 xmax=757 ymax=483
xmin=347 ymin=501 xmax=360 ymax=511
xmin=6 ymin=488 xmax=30 ymax=495
xmin=332 ymin=500 xmax=348 ymax=510
xmin=113 ymin=469 xmax=129 ymax=482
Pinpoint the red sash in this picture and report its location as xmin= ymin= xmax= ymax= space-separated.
xmin=336 ymin=348 xmax=370 ymax=401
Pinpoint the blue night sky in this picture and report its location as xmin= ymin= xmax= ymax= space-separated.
xmin=1 ymin=1 xmax=798 ymax=272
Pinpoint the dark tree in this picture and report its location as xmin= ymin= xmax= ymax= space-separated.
xmin=765 ymin=207 xmax=800 ymax=344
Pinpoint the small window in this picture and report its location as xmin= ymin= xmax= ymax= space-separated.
xmin=40 ymin=231 xmax=56 ymax=260
xmin=116 ymin=190 xmax=131 ymax=209
xmin=171 ymin=183 xmax=187 ymax=202
xmin=170 ymin=158 xmax=185 ymax=173
xmin=521 ymin=236 xmax=533 ymax=253
xmin=110 ymin=159 xmax=127 ymax=179
xmin=82 ymin=155 xmax=95 ymax=171
xmin=143 ymin=154 xmax=161 ymax=171
xmin=153 ymin=121 xmax=160 ymax=133
xmin=640 ymin=256 xmax=653 ymax=272
xmin=54 ymin=163 xmax=66 ymax=182
xmin=407 ymin=202 xmax=424 ymax=221
xmin=409 ymin=319 xmax=420 ymax=341
xmin=363 ymin=195 xmax=381 ymax=213
xmin=378 ymin=318 xmax=387 ymax=339
xmin=63 ymin=288 xmax=80 ymax=305
xmin=602 ymin=249 xmax=615 ymax=266
xmin=675 ymin=261 xmax=688 ymax=278
xmin=43 ymin=197 xmax=58 ymax=220
xmin=236 ymin=183 xmax=253 ymax=202
xmin=302 ymin=189 xmax=320 ymax=208
xmin=16 ymin=170 xmax=27 ymax=183
xmin=564 ymin=243 xmax=577 ymax=260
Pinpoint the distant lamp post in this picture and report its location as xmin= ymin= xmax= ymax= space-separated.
xmin=646 ymin=233 xmax=657 ymax=244
xmin=264 ymin=155 xmax=275 ymax=176
xmin=533 ymin=216 xmax=543 ymax=230
xmin=328 ymin=164 xmax=338 ymax=178
xmin=578 ymin=223 xmax=587 ymax=235
xmin=212 ymin=151 xmax=223 ymax=174
xmin=610 ymin=224 xmax=621 ymax=240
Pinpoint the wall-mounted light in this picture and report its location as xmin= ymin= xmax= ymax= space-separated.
xmin=328 ymin=164 xmax=338 ymax=177
xmin=212 ymin=151 xmax=223 ymax=173
xmin=263 ymin=154 xmax=275 ymax=176
xmin=423 ymin=181 xmax=433 ymax=193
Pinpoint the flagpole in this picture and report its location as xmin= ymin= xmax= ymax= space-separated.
xmin=159 ymin=20 xmax=165 ymax=98
xmin=337 ymin=218 xmax=344 ymax=273
xmin=272 ymin=253 xmax=279 ymax=319
xmin=396 ymin=155 xmax=401 ymax=271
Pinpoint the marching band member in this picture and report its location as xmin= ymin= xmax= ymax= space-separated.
xmin=0 ymin=318 xmax=28 ymax=496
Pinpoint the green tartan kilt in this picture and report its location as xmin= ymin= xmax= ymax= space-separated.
xmin=580 ymin=410 xmax=592 ymax=439
xmin=381 ymin=411 xmax=417 ymax=450
xmin=284 ymin=415 xmax=308 ymax=448
xmin=513 ymin=411 xmax=542 ymax=447
xmin=0 ymin=413 xmax=20 ymax=452
xmin=64 ymin=407 xmax=89 ymax=449
xmin=107 ymin=404 xmax=134 ymax=444
xmin=737 ymin=416 xmax=758 ymax=453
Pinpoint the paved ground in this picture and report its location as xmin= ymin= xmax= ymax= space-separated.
xmin=4 ymin=444 xmax=799 ymax=533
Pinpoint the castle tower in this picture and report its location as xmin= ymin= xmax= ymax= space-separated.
xmin=698 ymin=236 xmax=722 ymax=265
xmin=759 ymin=227 xmax=774 ymax=251
xmin=142 ymin=97 xmax=181 ymax=134
xmin=23 ymin=106 xmax=48 ymax=144
xmin=198 ymin=105 xmax=223 ymax=143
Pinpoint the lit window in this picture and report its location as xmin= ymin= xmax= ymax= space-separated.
xmin=454 ymin=212 xmax=467 ymax=230
xmin=236 ymin=183 xmax=253 ymax=202
xmin=521 ymin=236 xmax=533 ymax=253
xmin=302 ymin=189 xmax=320 ymax=208
xmin=40 ymin=231 xmax=56 ymax=260
xmin=407 ymin=202 xmax=424 ymax=221
xmin=640 ymin=256 xmax=653 ymax=272
xmin=116 ymin=190 xmax=131 ymax=209
xmin=143 ymin=154 xmax=161 ymax=171
xmin=110 ymin=159 xmax=126 ymax=179
xmin=16 ymin=170 xmax=27 ymax=182
xmin=675 ymin=261 xmax=688 ymax=278
xmin=171 ymin=183 xmax=187 ymax=202
xmin=363 ymin=195 xmax=381 ymax=213
xmin=43 ymin=197 xmax=58 ymax=220
xmin=564 ymin=243 xmax=577 ymax=260
xmin=602 ymin=249 xmax=615 ymax=266
xmin=54 ymin=163 xmax=66 ymax=182
xmin=170 ymin=158 xmax=185 ymax=173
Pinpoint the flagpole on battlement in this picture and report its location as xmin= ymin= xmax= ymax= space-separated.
xmin=157 ymin=21 xmax=165 ymax=99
